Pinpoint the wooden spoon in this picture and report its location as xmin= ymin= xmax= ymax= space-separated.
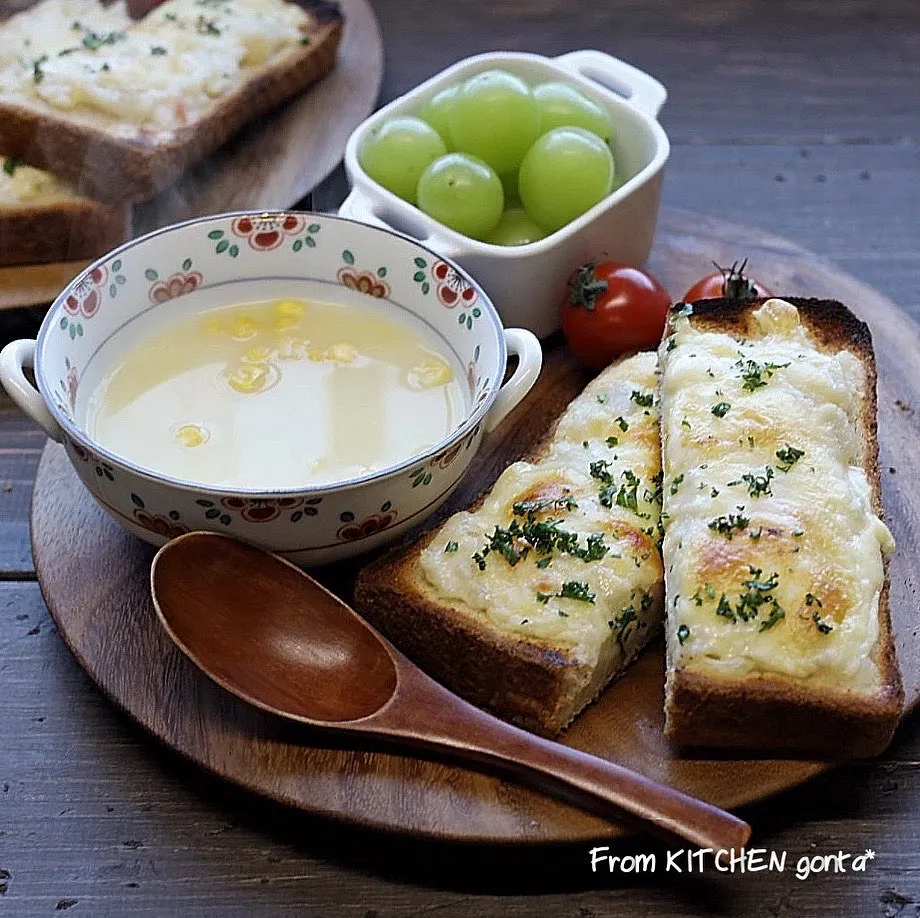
xmin=150 ymin=531 xmax=751 ymax=849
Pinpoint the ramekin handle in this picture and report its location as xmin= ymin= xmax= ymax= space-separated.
xmin=339 ymin=189 xmax=463 ymax=260
xmin=0 ymin=339 xmax=63 ymax=442
xmin=483 ymin=329 xmax=542 ymax=433
xmin=554 ymin=50 xmax=668 ymax=118
xmin=337 ymin=188 xmax=394 ymax=231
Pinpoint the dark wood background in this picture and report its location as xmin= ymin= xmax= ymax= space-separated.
xmin=2 ymin=0 xmax=919 ymax=914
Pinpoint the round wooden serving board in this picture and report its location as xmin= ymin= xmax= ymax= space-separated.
xmin=0 ymin=0 xmax=382 ymax=311
xmin=31 ymin=207 xmax=920 ymax=844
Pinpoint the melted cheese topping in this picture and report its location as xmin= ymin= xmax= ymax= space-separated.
xmin=660 ymin=298 xmax=894 ymax=694
xmin=0 ymin=156 xmax=77 ymax=207
xmin=0 ymin=0 xmax=312 ymax=136
xmin=419 ymin=353 xmax=663 ymax=668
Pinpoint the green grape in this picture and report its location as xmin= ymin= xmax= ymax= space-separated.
xmin=358 ymin=116 xmax=447 ymax=204
xmin=418 ymin=85 xmax=460 ymax=148
xmin=518 ymin=127 xmax=615 ymax=233
xmin=417 ymin=153 xmax=504 ymax=240
xmin=485 ymin=208 xmax=546 ymax=246
xmin=448 ymin=70 xmax=541 ymax=174
xmin=533 ymin=81 xmax=614 ymax=143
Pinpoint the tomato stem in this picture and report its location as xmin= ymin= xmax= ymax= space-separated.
xmin=715 ymin=258 xmax=761 ymax=302
xmin=568 ymin=262 xmax=608 ymax=311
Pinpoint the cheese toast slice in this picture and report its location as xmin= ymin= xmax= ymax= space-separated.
xmin=659 ymin=296 xmax=902 ymax=757
xmin=354 ymin=352 xmax=664 ymax=738
xmin=0 ymin=155 xmax=129 ymax=266
xmin=0 ymin=0 xmax=342 ymax=202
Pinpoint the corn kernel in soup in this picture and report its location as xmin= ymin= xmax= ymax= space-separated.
xmin=84 ymin=298 xmax=467 ymax=489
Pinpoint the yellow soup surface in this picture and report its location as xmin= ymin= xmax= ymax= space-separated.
xmin=85 ymin=298 xmax=467 ymax=488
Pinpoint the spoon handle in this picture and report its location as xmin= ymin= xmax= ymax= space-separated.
xmin=367 ymin=661 xmax=751 ymax=851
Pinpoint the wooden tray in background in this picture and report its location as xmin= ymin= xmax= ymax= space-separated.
xmin=0 ymin=0 xmax=382 ymax=311
xmin=30 ymin=207 xmax=920 ymax=843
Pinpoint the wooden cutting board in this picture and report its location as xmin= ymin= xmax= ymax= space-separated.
xmin=30 ymin=206 xmax=920 ymax=843
xmin=0 ymin=0 xmax=382 ymax=311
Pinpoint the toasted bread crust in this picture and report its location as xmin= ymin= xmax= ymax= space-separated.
xmin=0 ymin=197 xmax=130 ymax=266
xmin=662 ymin=297 xmax=902 ymax=758
xmin=0 ymin=1 xmax=343 ymax=202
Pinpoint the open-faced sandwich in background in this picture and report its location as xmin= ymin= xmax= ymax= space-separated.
xmin=0 ymin=155 xmax=129 ymax=266
xmin=0 ymin=0 xmax=342 ymax=264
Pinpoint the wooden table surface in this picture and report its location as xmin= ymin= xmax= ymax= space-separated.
xmin=2 ymin=0 xmax=919 ymax=914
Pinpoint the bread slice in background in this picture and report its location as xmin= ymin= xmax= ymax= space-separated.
xmin=0 ymin=156 xmax=129 ymax=266
xmin=658 ymin=296 xmax=902 ymax=758
xmin=0 ymin=0 xmax=343 ymax=202
xmin=355 ymin=352 xmax=665 ymax=738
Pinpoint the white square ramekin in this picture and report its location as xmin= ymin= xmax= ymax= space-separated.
xmin=340 ymin=50 xmax=670 ymax=338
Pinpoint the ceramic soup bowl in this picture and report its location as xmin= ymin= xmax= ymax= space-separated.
xmin=340 ymin=50 xmax=670 ymax=338
xmin=0 ymin=211 xmax=542 ymax=565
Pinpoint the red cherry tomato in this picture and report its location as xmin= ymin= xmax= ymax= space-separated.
xmin=682 ymin=259 xmax=773 ymax=303
xmin=562 ymin=261 xmax=671 ymax=370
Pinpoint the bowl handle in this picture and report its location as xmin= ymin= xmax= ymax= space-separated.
xmin=339 ymin=189 xmax=463 ymax=260
xmin=483 ymin=328 xmax=542 ymax=434
xmin=553 ymin=50 xmax=668 ymax=118
xmin=0 ymin=339 xmax=63 ymax=442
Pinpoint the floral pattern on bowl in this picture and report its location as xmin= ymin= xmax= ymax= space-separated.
xmin=130 ymin=493 xmax=190 ymax=540
xmin=336 ymin=249 xmax=390 ymax=298
xmin=230 ymin=213 xmax=306 ymax=252
xmin=412 ymin=257 xmax=481 ymax=330
xmin=147 ymin=258 xmax=204 ymax=302
xmin=337 ymin=503 xmax=397 ymax=542
xmin=197 ymin=496 xmax=323 ymax=526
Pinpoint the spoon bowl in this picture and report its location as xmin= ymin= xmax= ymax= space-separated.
xmin=151 ymin=531 xmax=751 ymax=850
xmin=153 ymin=536 xmax=397 ymax=723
